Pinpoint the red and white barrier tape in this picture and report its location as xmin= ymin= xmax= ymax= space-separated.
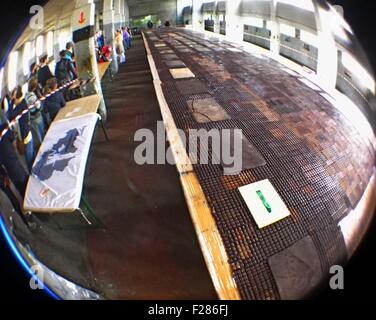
xmin=0 ymin=79 xmax=80 ymax=142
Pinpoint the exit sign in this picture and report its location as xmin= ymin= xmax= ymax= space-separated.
xmin=239 ymin=179 xmax=291 ymax=229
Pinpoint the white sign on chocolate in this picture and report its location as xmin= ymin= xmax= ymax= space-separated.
xmin=238 ymin=179 xmax=291 ymax=229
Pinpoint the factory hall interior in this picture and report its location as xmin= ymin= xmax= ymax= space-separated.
xmin=0 ymin=0 xmax=375 ymax=300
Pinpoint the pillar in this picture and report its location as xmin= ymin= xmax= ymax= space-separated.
xmin=124 ymin=0 xmax=130 ymax=26
xmin=53 ymin=4 xmax=65 ymax=61
xmin=269 ymin=0 xmax=280 ymax=56
xmin=314 ymin=2 xmax=338 ymax=90
xmin=114 ymin=0 xmax=122 ymax=29
xmin=95 ymin=10 xmax=100 ymax=30
xmin=71 ymin=0 xmax=107 ymax=120
xmin=214 ymin=6 xmax=220 ymax=34
xmin=192 ymin=0 xmax=203 ymax=31
xmin=226 ymin=0 xmax=242 ymax=44
xmin=103 ymin=0 xmax=119 ymax=74
xmin=120 ymin=0 xmax=126 ymax=25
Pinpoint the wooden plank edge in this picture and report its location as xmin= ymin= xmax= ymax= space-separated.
xmin=142 ymin=32 xmax=241 ymax=300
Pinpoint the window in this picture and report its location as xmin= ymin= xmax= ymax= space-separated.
xmin=59 ymin=31 xmax=71 ymax=51
xmin=245 ymin=17 xmax=264 ymax=29
xmin=8 ymin=51 xmax=19 ymax=90
xmin=47 ymin=31 xmax=54 ymax=57
xmin=277 ymin=0 xmax=315 ymax=12
xmin=23 ymin=42 xmax=31 ymax=76
xmin=342 ymin=51 xmax=375 ymax=94
xmin=30 ymin=43 xmax=36 ymax=63
xmin=204 ymin=13 xmax=212 ymax=21
xmin=300 ymin=30 xmax=317 ymax=47
xmin=36 ymin=35 xmax=44 ymax=60
xmin=279 ymin=23 xmax=296 ymax=37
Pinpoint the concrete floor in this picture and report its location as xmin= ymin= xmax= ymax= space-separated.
xmin=84 ymin=36 xmax=217 ymax=299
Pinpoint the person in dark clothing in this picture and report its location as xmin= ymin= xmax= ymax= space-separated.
xmin=1 ymin=94 xmax=13 ymax=121
xmin=29 ymin=62 xmax=40 ymax=80
xmin=37 ymin=54 xmax=54 ymax=88
xmin=127 ymin=27 xmax=132 ymax=48
xmin=0 ymin=107 xmax=28 ymax=197
xmin=55 ymin=50 xmax=77 ymax=86
xmin=29 ymin=63 xmax=44 ymax=98
xmin=12 ymin=86 xmax=35 ymax=172
xmin=42 ymin=77 xmax=66 ymax=124
xmin=0 ymin=165 xmax=30 ymax=226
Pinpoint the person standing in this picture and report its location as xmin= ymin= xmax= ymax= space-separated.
xmin=55 ymin=50 xmax=77 ymax=86
xmin=25 ymin=77 xmax=45 ymax=152
xmin=115 ymin=30 xmax=126 ymax=64
xmin=42 ymin=77 xmax=66 ymax=124
xmin=1 ymin=94 xmax=13 ymax=122
xmin=12 ymin=86 xmax=35 ymax=172
xmin=29 ymin=62 xmax=40 ymax=80
xmin=37 ymin=54 xmax=54 ymax=88
xmin=0 ymin=105 xmax=28 ymax=197
xmin=66 ymin=42 xmax=75 ymax=61
xmin=122 ymin=27 xmax=130 ymax=50
xmin=0 ymin=165 xmax=30 ymax=226
xmin=96 ymin=30 xmax=105 ymax=49
xmin=127 ymin=27 xmax=132 ymax=48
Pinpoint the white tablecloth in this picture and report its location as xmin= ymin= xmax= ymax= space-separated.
xmin=24 ymin=113 xmax=99 ymax=212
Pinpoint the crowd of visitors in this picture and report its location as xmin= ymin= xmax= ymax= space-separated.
xmin=1 ymin=26 xmax=133 ymax=226
xmin=95 ymin=26 xmax=133 ymax=65
xmin=0 ymin=41 xmax=79 ymax=225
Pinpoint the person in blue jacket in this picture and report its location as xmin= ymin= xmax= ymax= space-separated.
xmin=96 ymin=30 xmax=105 ymax=49
xmin=55 ymin=50 xmax=77 ymax=86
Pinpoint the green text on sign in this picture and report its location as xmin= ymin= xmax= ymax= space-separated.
xmin=256 ymin=190 xmax=272 ymax=213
